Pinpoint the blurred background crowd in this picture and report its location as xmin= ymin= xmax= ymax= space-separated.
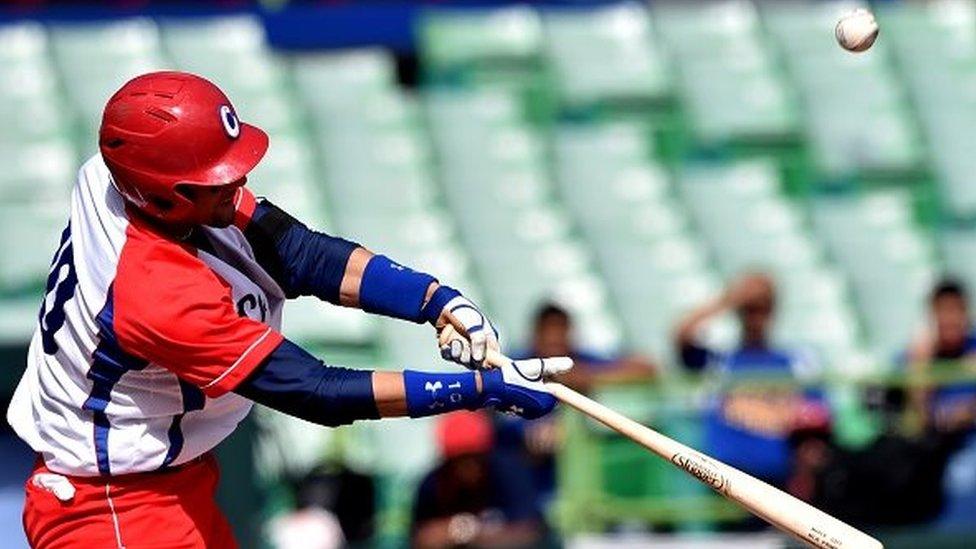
xmin=2 ymin=0 xmax=976 ymax=547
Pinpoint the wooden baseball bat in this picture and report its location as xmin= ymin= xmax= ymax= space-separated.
xmin=483 ymin=348 xmax=883 ymax=549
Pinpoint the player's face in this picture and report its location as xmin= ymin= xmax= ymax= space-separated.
xmin=176 ymin=178 xmax=246 ymax=228
xmin=933 ymin=295 xmax=969 ymax=351
xmin=738 ymin=284 xmax=775 ymax=343
xmin=534 ymin=314 xmax=572 ymax=357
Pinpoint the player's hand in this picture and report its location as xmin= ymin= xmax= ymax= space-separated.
xmin=479 ymin=357 xmax=573 ymax=419
xmin=422 ymin=286 xmax=500 ymax=369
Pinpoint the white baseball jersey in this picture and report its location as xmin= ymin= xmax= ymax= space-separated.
xmin=7 ymin=154 xmax=286 ymax=476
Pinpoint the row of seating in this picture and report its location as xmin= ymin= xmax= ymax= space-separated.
xmin=425 ymin=88 xmax=622 ymax=352
xmin=1 ymin=3 xmax=972 ymax=373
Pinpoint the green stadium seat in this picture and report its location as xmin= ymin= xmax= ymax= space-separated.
xmin=0 ymin=22 xmax=48 ymax=65
xmin=426 ymin=89 xmax=623 ymax=352
xmin=655 ymin=1 xmax=798 ymax=144
xmin=418 ymin=6 xmax=543 ymax=75
xmin=162 ymin=16 xmax=266 ymax=58
xmin=0 ymin=141 xmax=76 ymax=205
xmin=763 ymin=4 xmax=925 ymax=179
xmin=0 ymin=201 xmax=66 ymax=295
xmin=941 ymin=228 xmax=976 ymax=292
xmin=551 ymin=121 xmax=722 ymax=359
xmin=282 ymin=297 xmax=376 ymax=348
xmin=882 ymin=1 xmax=976 ymax=218
xmin=812 ymin=190 xmax=937 ymax=356
xmin=0 ymin=296 xmax=43 ymax=344
xmin=50 ymin=20 xmax=171 ymax=142
xmin=543 ymin=3 xmax=670 ymax=108
xmin=51 ymin=19 xmax=161 ymax=62
xmin=289 ymin=49 xmax=488 ymax=367
xmin=292 ymin=49 xmax=400 ymax=117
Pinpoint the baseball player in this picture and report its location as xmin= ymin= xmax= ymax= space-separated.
xmin=6 ymin=71 xmax=570 ymax=548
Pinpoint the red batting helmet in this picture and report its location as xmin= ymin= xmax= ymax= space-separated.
xmin=99 ymin=71 xmax=268 ymax=224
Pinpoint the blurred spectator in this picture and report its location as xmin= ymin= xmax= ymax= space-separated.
xmin=905 ymin=278 xmax=976 ymax=433
xmin=270 ymin=465 xmax=375 ymax=548
xmin=525 ymin=302 xmax=657 ymax=393
xmin=411 ymin=411 xmax=548 ymax=549
xmin=903 ymin=278 xmax=976 ymax=528
xmin=787 ymin=429 xmax=954 ymax=526
xmin=270 ymin=507 xmax=344 ymax=549
xmin=673 ymin=272 xmax=823 ymax=487
xmin=493 ymin=303 xmax=657 ymax=512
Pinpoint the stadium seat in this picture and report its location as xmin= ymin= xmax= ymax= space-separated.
xmin=0 ymin=25 xmax=75 ymax=296
xmin=552 ymin=121 xmax=719 ymax=359
xmin=812 ymin=189 xmax=937 ymax=359
xmin=50 ymin=19 xmax=171 ymax=142
xmin=418 ymin=5 xmax=543 ymax=76
xmin=426 ymin=88 xmax=623 ymax=352
xmin=655 ymin=0 xmax=798 ymax=145
xmin=941 ymin=227 xmax=976 ymax=293
xmin=763 ymin=3 xmax=925 ymax=180
xmin=882 ymin=1 xmax=976 ymax=218
xmin=542 ymin=2 xmax=671 ymax=109
xmin=0 ymin=202 xmax=66 ymax=295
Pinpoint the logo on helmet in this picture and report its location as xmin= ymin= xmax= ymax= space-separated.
xmin=219 ymin=105 xmax=240 ymax=139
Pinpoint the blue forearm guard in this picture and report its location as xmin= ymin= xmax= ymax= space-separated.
xmin=403 ymin=370 xmax=483 ymax=418
xmin=358 ymin=255 xmax=437 ymax=323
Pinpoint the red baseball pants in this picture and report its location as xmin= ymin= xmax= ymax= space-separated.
xmin=23 ymin=453 xmax=237 ymax=548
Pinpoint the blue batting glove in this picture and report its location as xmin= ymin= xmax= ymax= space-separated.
xmin=479 ymin=357 xmax=573 ymax=419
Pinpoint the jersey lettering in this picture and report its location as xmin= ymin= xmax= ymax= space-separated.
xmin=236 ymin=293 xmax=268 ymax=322
xmin=39 ymin=225 xmax=77 ymax=355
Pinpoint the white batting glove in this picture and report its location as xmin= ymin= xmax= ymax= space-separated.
xmin=422 ymin=286 xmax=500 ymax=369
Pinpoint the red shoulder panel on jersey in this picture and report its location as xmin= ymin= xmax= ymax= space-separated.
xmin=112 ymin=221 xmax=283 ymax=397
xmin=233 ymin=187 xmax=257 ymax=231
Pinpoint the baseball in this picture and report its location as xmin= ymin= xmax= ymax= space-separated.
xmin=835 ymin=8 xmax=879 ymax=53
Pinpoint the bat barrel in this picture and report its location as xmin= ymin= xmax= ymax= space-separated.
xmin=545 ymin=382 xmax=884 ymax=549
xmin=482 ymin=347 xmax=883 ymax=548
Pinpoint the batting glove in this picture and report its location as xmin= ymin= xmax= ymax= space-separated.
xmin=422 ymin=286 xmax=500 ymax=369
xmin=479 ymin=357 xmax=573 ymax=419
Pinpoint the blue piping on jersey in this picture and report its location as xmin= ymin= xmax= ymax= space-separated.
xmin=82 ymin=286 xmax=149 ymax=475
xmin=159 ymin=379 xmax=206 ymax=469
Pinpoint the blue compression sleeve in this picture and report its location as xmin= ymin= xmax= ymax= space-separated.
xmin=358 ymin=255 xmax=437 ymax=323
xmin=243 ymin=200 xmax=359 ymax=302
xmin=235 ymin=338 xmax=379 ymax=427
xmin=402 ymin=370 xmax=484 ymax=418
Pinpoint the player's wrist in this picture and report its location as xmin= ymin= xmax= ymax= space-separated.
xmin=478 ymin=368 xmax=505 ymax=402
xmin=420 ymin=282 xmax=439 ymax=311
